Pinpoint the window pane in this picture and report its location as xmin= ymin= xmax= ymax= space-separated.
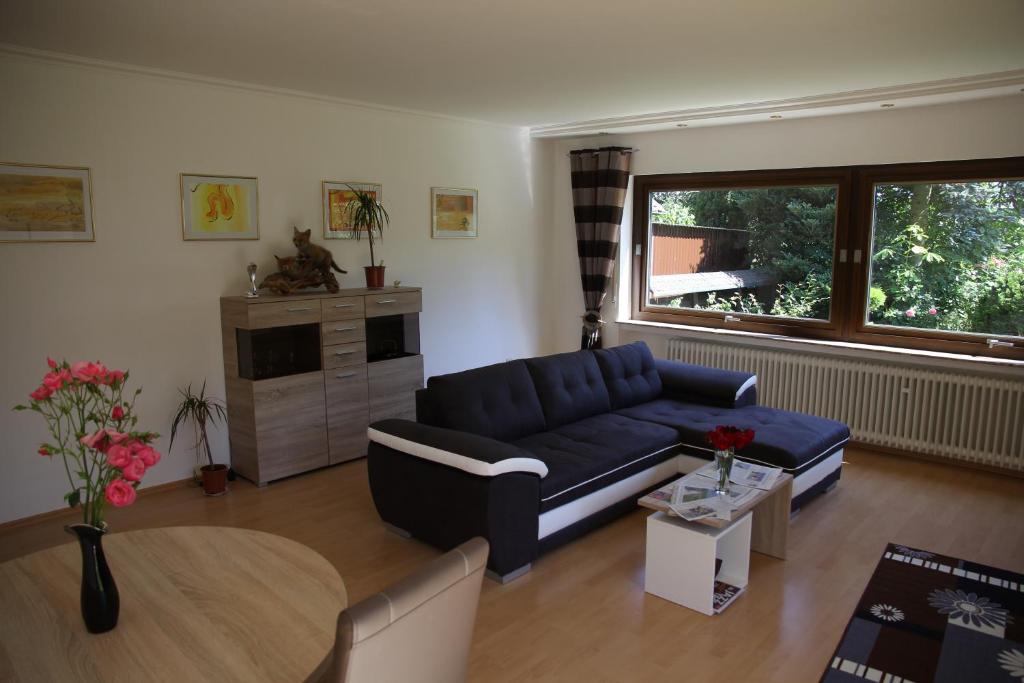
xmin=647 ymin=186 xmax=837 ymax=321
xmin=867 ymin=180 xmax=1024 ymax=338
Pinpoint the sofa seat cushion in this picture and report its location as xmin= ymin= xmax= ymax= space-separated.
xmin=616 ymin=399 xmax=850 ymax=475
xmin=512 ymin=413 xmax=680 ymax=512
xmin=524 ymin=350 xmax=611 ymax=430
xmin=594 ymin=341 xmax=662 ymax=410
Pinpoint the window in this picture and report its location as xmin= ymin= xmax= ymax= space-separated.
xmin=632 ymin=158 xmax=1024 ymax=359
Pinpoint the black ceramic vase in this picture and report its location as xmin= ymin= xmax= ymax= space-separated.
xmin=65 ymin=523 xmax=119 ymax=633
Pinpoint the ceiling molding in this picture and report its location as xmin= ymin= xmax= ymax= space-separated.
xmin=530 ymin=70 xmax=1024 ymax=137
xmin=0 ymin=43 xmax=525 ymax=132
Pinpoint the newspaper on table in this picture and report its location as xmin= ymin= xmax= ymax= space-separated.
xmin=693 ymin=460 xmax=782 ymax=491
xmin=667 ymin=476 xmax=759 ymax=522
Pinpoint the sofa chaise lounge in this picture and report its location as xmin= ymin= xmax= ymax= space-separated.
xmin=367 ymin=341 xmax=849 ymax=581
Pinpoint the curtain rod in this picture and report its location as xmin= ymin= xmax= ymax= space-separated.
xmin=565 ymin=148 xmax=638 ymax=157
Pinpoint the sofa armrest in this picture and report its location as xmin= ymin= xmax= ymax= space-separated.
xmin=655 ymin=359 xmax=757 ymax=408
xmin=368 ymin=419 xmax=548 ymax=478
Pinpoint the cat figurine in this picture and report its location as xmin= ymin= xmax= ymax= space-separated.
xmin=292 ymin=227 xmax=347 ymax=276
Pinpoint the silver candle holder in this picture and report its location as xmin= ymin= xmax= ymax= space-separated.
xmin=245 ymin=263 xmax=259 ymax=298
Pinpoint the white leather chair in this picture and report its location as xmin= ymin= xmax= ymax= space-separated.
xmin=307 ymin=537 xmax=489 ymax=683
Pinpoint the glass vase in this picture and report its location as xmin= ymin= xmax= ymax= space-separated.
xmin=65 ymin=523 xmax=119 ymax=633
xmin=714 ymin=449 xmax=734 ymax=494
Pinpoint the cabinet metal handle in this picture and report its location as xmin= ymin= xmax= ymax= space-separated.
xmin=333 ymin=303 xmax=355 ymax=308
xmin=287 ymin=307 xmax=312 ymax=312
xmin=334 ymin=350 xmax=357 ymax=356
xmin=334 ymin=326 xmax=357 ymax=332
xmin=376 ymin=299 xmax=397 ymax=304
xmin=335 ymin=372 xmax=357 ymax=379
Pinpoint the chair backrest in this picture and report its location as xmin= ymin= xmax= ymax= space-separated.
xmin=309 ymin=537 xmax=489 ymax=683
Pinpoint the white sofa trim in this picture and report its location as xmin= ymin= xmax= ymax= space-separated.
xmin=367 ymin=428 xmax=550 ymax=478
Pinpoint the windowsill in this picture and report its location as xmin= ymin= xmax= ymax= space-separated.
xmin=615 ymin=318 xmax=1024 ymax=377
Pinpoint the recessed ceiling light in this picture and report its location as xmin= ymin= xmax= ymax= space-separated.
xmin=880 ymin=103 xmax=895 ymax=108
xmin=769 ymin=115 xmax=783 ymax=119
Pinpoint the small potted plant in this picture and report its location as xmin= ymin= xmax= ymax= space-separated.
xmin=343 ymin=184 xmax=390 ymax=288
xmin=170 ymin=381 xmax=229 ymax=496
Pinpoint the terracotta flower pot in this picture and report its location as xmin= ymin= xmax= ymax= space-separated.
xmin=200 ymin=464 xmax=229 ymax=496
xmin=364 ymin=265 xmax=386 ymax=288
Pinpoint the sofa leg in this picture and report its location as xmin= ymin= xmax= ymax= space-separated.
xmin=383 ymin=522 xmax=412 ymax=539
xmin=825 ymin=480 xmax=839 ymax=494
xmin=485 ymin=563 xmax=532 ymax=584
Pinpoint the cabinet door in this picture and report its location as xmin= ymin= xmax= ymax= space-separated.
xmin=325 ymin=367 xmax=370 ymax=464
xmin=253 ymin=372 xmax=328 ymax=481
xmin=367 ymin=355 xmax=424 ymax=422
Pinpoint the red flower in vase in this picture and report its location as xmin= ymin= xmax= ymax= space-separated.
xmin=705 ymin=425 xmax=756 ymax=451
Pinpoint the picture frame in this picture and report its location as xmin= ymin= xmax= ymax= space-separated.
xmin=322 ymin=181 xmax=382 ymax=239
xmin=0 ymin=162 xmax=95 ymax=243
xmin=180 ymin=173 xmax=259 ymax=241
xmin=431 ymin=187 xmax=478 ymax=239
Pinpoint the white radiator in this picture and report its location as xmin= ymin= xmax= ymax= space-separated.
xmin=666 ymin=338 xmax=1024 ymax=471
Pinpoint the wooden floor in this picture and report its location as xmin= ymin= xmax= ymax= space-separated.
xmin=2 ymin=448 xmax=1023 ymax=683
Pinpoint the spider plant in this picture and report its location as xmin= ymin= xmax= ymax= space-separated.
xmin=169 ymin=381 xmax=226 ymax=470
xmin=343 ymin=184 xmax=390 ymax=267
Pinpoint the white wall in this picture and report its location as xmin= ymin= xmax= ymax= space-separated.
xmin=0 ymin=53 xmax=554 ymax=524
xmin=545 ymin=96 xmax=1024 ymax=354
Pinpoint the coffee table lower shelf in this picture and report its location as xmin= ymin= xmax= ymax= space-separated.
xmin=644 ymin=510 xmax=752 ymax=615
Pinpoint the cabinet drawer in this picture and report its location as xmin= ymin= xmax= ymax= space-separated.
xmin=324 ymin=342 xmax=366 ymax=370
xmin=252 ymin=372 xmax=328 ymax=480
xmin=325 ymin=369 xmax=369 ymax=464
xmin=365 ymin=291 xmax=421 ymax=318
xmin=322 ymin=296 xmax=365 ymax=322
xmin=368 ymin=354 xmax=424 ymax=422
xmin=247 ymin=300 xmax=321 ymax=328
xmin=322 ymin=319 xmax=366 ymax=346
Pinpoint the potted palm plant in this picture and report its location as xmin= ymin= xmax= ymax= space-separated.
xmin=170 ymin=381 xmax=229 ymax=496
xmin=343 ymin=184 xmax=390 ymax=288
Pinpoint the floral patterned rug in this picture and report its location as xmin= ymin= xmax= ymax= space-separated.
xmin=822 ymin=543 xmax=1023 ymax=682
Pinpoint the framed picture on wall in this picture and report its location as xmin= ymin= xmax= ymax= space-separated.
xmin=322 ymin=181 xmax=382 ymax=239
xmin=0 ymin=162 xmax=95 ymax=243
xmin=180 ymin=173 xmax=259 ymax=240
xmin=431 ymin=187 xmax=478 ymax=239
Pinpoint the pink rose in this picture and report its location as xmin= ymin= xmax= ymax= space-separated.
xmin=42 ymin=371 xmax=66 ymax=391
xmin=905 ymin=308 xmax=916 ymax=318
xmin=127 ymin=440 xmax=146 ymax=454
xmin=38 ymin=445 xmax=50 ymax=456
xmin=928 ymin=307 xmax=937 ymax=315
xmin=47 ymin=357 xmax=58 ymax=369
xmin=105 ymin=479 xmax=136 ymax=507
xmin=121 ymin=457 xmax=146 ymax=482
xmin=70 ymin=361 xmax=107 ymax=384
xmin=30 ymin=385 xmax=54 ymax=401
xmin=104 ymin=369 xmax=126 ymax=386
xmin=106 ymin=444 xmax=132 ymax=468
xmin=111 ymin=405 xmax=125 ymax=420
xmin=136 ymin=446 xmax=161 ymax=468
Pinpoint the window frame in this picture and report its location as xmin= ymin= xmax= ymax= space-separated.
xmin=631 ymin=157 xmax=1024 ymax=360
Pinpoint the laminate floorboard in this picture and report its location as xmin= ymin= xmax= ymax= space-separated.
xmin=2 ymin=448 xmax=1022 ymax=682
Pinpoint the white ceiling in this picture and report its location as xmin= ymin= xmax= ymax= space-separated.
xmin=2 ymin=0 xmax=1023 ymax=130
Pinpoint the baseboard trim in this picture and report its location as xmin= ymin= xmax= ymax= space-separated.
xmin=0 ymin=477 xmax=195 ymax=533
xmin=850 ymin=440 xmax=1024 ymax=480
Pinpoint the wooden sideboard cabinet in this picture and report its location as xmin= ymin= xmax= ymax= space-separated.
xmin=220 ymin=286 xmax=424 ymax=486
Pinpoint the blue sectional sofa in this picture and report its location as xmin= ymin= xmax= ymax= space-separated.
xmin=367 ymin=341 xmax=849 ymax=581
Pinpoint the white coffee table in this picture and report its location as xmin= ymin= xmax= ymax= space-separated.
xmin=637 ymin=471 xmax=792 ymax=614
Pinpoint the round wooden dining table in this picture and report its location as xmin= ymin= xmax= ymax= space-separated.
xmin=0 ymin=526 xmax=346 ymax=682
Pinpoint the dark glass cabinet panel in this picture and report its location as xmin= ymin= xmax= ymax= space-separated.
xmin=237 ymin=324 xmax=321 ymax=380
xmin=366 ymin=314 xmax=420 ymax=363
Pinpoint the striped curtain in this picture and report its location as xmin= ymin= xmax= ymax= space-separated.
xmin=570 ymin=147 xmax=633 ymax=349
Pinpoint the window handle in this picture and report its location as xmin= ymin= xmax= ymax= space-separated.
xmin=287 ymin=307 xmax=312 ymax=312
xmin=988 ymin=339 xmax=1014 ymax=349
xmin=724 ymin=315 xmax=740 ymax=323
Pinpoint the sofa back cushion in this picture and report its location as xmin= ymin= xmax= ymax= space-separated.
xmin=594 ymin=341 xmax=663 ymax=409
xmin=524 ymin=350 xmax=611 ymax=429
xmin=421 ymin=361 xmax=546 ymax=441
